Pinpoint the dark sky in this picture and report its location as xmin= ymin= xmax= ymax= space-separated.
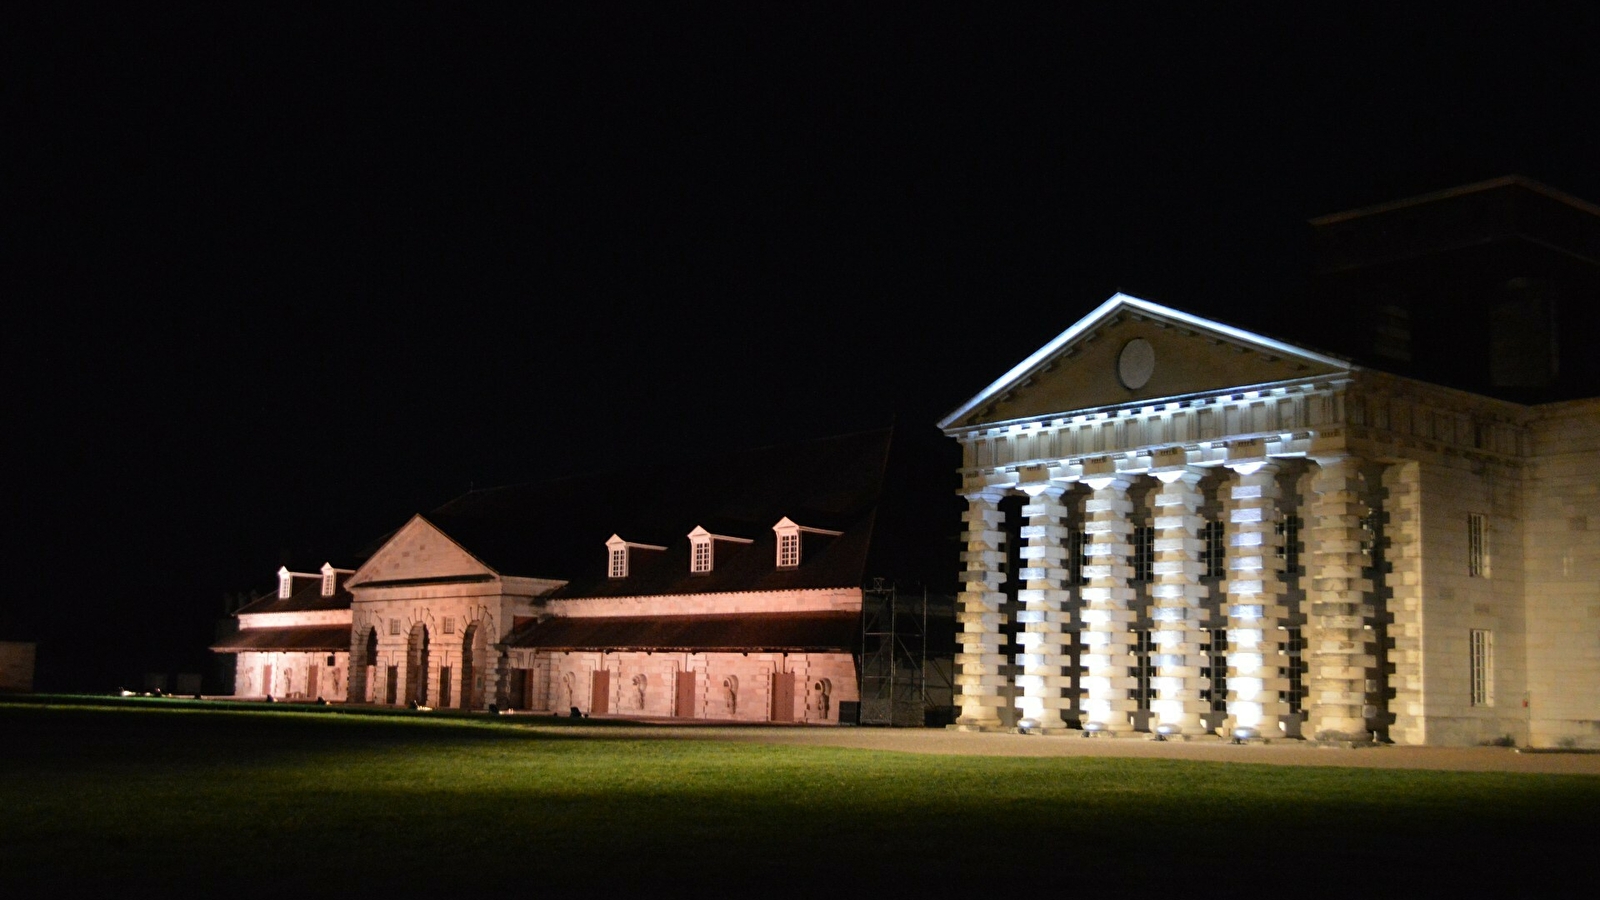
xmin=8 ymin=5 xmax=1599 ymax=689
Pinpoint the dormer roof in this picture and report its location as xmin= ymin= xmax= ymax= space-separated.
xmin=237 ymin=567 xmax=355 ymax=615
xmin=413 ymin=429 xmax=901 ymax=596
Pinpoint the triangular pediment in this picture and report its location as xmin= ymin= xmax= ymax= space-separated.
xmin=346 ymin=515 xmax=496 ymax=587
xmin=940 ymin=294 xmax=1353 ymax=430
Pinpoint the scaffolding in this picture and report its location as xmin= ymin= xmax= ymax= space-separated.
xmin=857 ymin=579 xmax=955 ymax=726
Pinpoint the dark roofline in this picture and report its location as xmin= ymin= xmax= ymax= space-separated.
xmin=1309 ymin=175 xmax=1600 ymax=226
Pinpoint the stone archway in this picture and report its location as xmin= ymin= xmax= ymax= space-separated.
xmin=406 ymin=623 xmax=431 ymax=706
xmin=350 ymin=627 xmax=379 ymax=704
xmin=460 ymin=622 xmax=483 ymax=710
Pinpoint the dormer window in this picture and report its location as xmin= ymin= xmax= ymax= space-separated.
xmin=278 ymin=566 xmax=293 ymax=599
xmin=606 ymin=534 xmax=667 ymax=579
xmin=772 ymin=517 xmax=843 ymax=569
xmin=688 ymin=526 xmax=753 ymax=574
xmin=321 ymin=563 xmax=336 ymax=597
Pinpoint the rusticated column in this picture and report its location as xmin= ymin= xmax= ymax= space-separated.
xmin=955 ymin=490 xmax=1009 ymax=729
xmin=1222 ymin=463 xmax=1290 ymax=739
xmin=1149 ymin=468 xmax=1210 ymax=735
xmin=1080 ymin=475 xmax=1137 ymax=733
xmin=1306 ymin=456 xmax=1376 ymax=742
xmin=1015 ymin=483 xmax=1074 ymax=730
xmin=1383 ymin=461 xmax=1425 ymax=745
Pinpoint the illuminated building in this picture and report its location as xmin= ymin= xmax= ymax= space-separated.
xmin=942 ymin=178 xmax=1600 ymax=747
xmin=215 ymin=429 xmax=947 ymax=723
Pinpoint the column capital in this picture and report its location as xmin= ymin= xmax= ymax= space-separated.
xmin=962 ymin=488 xmax=1009 ymax=505
xmin=1153 ymin=465 xmax=1206 ymax=485
xmin=1019 ymin=480 xmax=1070 ymax=499
xmin=1309 ymin=453 xmax=1363 ymax=474
xmin=1225 ymin=460 xmax=1280 ymax=477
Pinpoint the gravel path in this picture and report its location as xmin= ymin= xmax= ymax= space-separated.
xmin=544 ymin=720 xmax=1600 ymax=774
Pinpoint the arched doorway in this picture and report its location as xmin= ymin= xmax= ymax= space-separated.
xmin=350 ymin=627 xmax=379 ymax=703
xmin=460 ymin=622 xmax=479 ymax=710
xmin=406 ymin=623 xmax=430 ymax=706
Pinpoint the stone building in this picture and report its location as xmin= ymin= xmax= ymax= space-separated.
xmin=940 ymin=291 xmax=1600 ymax=748
xmin=940 ymin=178 xmax=1600 ymax=749
xmin=212 ymin=564 xmax=354 ymax=701
xmin=215 ymin=429 xmax=948 ymax=723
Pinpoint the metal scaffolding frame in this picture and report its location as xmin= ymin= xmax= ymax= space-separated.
xmin=857 ymin=579 xmax=954 ymax=726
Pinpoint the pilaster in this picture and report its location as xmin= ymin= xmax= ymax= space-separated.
xmin=1383 ymin=461 xmax=1426 ymax=745
xmin=1222 ymin=463 xmax=1290 ymax=738
xmin=1081 ymin=475 xmax=1137 ymax=733
xmin=1149 ymin=469 xmax=1210 ymax=735
xmin=954 ymin=490 xmax=1009 ymax=729
xmin=1015 ymin=484 xmax=1074 ymax=730
xmin=1306 ymin=456 xmax=1376 ymax=741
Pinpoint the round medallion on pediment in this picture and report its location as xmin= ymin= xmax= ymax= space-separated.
xmin=1117 ymin=338 xmax=1155 ymax=389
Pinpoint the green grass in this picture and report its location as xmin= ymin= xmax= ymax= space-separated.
xmin=2 ymin=697 xmax=1595 ymax=897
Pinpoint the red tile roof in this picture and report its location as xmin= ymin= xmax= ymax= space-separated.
xmin=211 ymin=624 xmax=352 ymax=653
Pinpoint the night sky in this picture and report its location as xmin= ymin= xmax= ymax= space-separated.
xmin=8 ymin=6 xmax=1599 ymax=689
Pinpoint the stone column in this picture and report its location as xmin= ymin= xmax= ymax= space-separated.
xmin=1015 ymin=483 xmax=1074 ymax=730
xmin=1222 ymin=463 xmax=1290 ymax=739
xmin=1080 ymin=475 xmax=1137 ymax=733
xmin=1306 ymin=456 xmax=1376 ymax=742
xmin=955 ymin=490 xmax=1009 ymax=730
xmin=1383 ymin=461 xmax=1425 ymax=746
xmin=1149 ymin=468 xmax=1210 ymax=735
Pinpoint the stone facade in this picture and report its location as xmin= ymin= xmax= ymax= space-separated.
xmin=941 ymin=294 xmax=1600 ymax=747
xmin=217 ymin=431 xmax=901 ymax=723
xmin=0 ymin=641 xmax=36 ymax=692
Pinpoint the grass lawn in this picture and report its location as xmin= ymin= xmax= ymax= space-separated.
xmin=2 ymin=697 xmax=1596 ymax=897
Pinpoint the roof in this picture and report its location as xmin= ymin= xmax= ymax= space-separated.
xmin=1309 ymin=175 xmax=1600 ymax=226
xmin=234 ymin=572 xmax=354 ymax=615
xmin=418 ymin=428 xmax=912 ymax=595
xmin=211 ymin=624 xmax=352 ymax=653
xmin=503 ymin=611 xmax=859 ymax=652
xmin=938 ymin=293 xmax=1353 ymax=431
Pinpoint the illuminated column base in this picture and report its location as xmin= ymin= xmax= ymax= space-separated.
xmin=1306 ymin=456 xmax=1375 ymax=742
xmin=1222 ymin=462 xmax=1289 ymax=738
xmin=955 ymin=491 xmax=1009 ymax=729
xmin=1383 ymin=461 xmax=1426 ymax=746
xmin=1016 ymin=484 xmax=1074 ymax=730
xmin=1080 ymin=474 xmax=1136 ymax=733
xmin=1150 ymin=468 xmax=1210 ymax=736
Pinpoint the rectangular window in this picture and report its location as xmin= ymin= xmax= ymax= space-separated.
xmin=609 ymin=547 xmax=627 ymax=579
xmin=1133 ymin=526 xmax=1154 ymax=583
xmin=1285 ymin=627 xmax=1305 ymax=714
xmin=443 ymin=617 xmax=456 ymax=635
xmin=1134 ymin=629 xmax=1153 ymax=711
xmin=1468 ymin=513 xmax=1490 ymax=578
xmin=1201 ymin=627 xmax=1229 ymax=713
xmin=322 ymin=572 xmax=335 ymax=596
xmin=1470 ymin=629 xmax=1494 ymax=706
xmin=1276 ymin=515 xmax=1301 ymax=575
xmin=1203 ymin=519 xmax=1226 ymax=579
xmin=389 ymin=619 xmax=401 ymax=636
xmin=692 ymin=541 xmax=712 ymax=574
xmin=778 ymin=533 xmax=801 ymax=568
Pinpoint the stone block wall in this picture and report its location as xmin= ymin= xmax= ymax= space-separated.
xmin=0 ymin=642 xmax=36 ymax=692
xmin=1524 ymin=399 xmax=1600 ymax=748
xmin=536 ymin=650 xmax=856 ymax=724
xmin=1415 ymin=456 xmax=1528 ymax=746
xmin=235 ymin=650 xmax=349 ymax=702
